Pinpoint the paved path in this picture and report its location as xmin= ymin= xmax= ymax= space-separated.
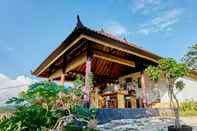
xmin=181 ymin=116 xmax=197 ymax=127
xmin=97 ymin=116 xmax=197 ymax=131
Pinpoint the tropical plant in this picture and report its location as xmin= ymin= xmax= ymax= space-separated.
xmin=182 ymin=44 xmax=197 ymax=70
xmin=7 ymin=82 xmax=62 ymax=108
xmin=88 ymin=72 xmax=94 ymax=89
xmin=0 ymin=78 xmax=86 ymax=131
xmin=53 ymin=74 xmax=98 ymax=130
xmin=180 ymin=99 xmax=197 ymax=116
xmin=70 ymin=105 xmax=96 ymax=121
xmin=0 ymin=75 xmax=98 ymax=131
xmin=0 ymin=82 xmax=68 ymax=130
xmin=63 ymin=105 xmax=98 ymax=129
xmin=146 ymin=58 xmax=188 ymax=128
xmin=86 ymin=71 xmax=97 ymax=108
xmin=0 ymin=105 xmax=61 ymax=131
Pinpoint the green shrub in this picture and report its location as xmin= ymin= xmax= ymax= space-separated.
xmin=0 ymin=75 xmax=99 ymax=131
xmin=179 ymin=99 xmax=197 ymax=116
xmin=0 ymin=77 xmax=98 ymax=131
xmin=0 ymin=81 xmax=84 ymax=131
xmin=70 ymin=105 xmax=96 ymax=121
xmin=180 ymin=99 xmax=197 ymax=112
xmin=0 ymin=104 xmax=69 ymax=131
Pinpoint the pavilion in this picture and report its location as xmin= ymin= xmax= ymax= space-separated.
xmin=32 ymin=16 xmax=197 ymax=109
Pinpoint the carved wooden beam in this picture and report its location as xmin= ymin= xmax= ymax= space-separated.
xmin=49 ymin=52 xmax=86 ymax=79
xmin=82 ymin=34 xmax=159 ymax=63
xmin=65 ymin=52 xmax=87 ymax=73
xmin=93 ymin=50 xmax=135 ymax=68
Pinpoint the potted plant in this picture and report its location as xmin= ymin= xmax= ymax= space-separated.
xmin=146 ymin=58 xmax=192 ymax=131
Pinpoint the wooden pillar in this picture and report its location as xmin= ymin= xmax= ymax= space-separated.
xmin=60 ymin=73 xmax=65 ymax=86
xmin=83 ymin=49 xmax=93 ymax=107
xmin=58 ymin=71 xmax=65 ymax=107
xmin=141 ymin=71 xmax=147 ymax=107
xmin=60 ymin=56 xmax=67 ymax=86
xmin=90 ymin=88 xmax=99 ymax=108
xmin=131 ymin=95 xmax=137 ymax=109
xmin=117 ymin=92 xmax=125 ymax=108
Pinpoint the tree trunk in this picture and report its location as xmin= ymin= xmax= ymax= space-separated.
xmin=168 ymin=80 xmax=181 ymax=128
xmin=172 ymin=88 xmax=181 ymax=128
xmin=174 ymin=108 xmax=181 ymax=128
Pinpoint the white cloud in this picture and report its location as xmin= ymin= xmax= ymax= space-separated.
xmin=0 ymin=73 xmax=34 ymax=106
xmin=103 ymin=21 xmax=130 ymax=36
xmin=137 ymin=28 xmax=150 ymax=35
xmin=129 ymin=0 xmax=186 ymax=35
xmin=131 ymin=0 xmax=162 ymax=14
xmin=137 ymin=8 xmax=183 ymax=35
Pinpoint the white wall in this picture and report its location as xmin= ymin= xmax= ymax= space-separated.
xmin=119 ymin=72 xmax=197 ymax=103
xmin=160 ymin=77 xmax=197 ymax=102
xmin=144 ymin=72 xmax=167 ymax=104
xmin=144 ymin=73 xmax=197 ymax=103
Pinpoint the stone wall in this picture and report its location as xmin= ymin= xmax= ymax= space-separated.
xmin=96 ymin=108 xmax=160 ymax=124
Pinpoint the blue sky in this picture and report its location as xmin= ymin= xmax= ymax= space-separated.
xmin=0 ymin=0 xmax=197 ymax=79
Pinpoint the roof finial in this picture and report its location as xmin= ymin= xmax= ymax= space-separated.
xmin=76 ymin=15 xmax=84 ymax=29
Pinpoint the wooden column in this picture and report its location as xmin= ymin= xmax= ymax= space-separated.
xmin=83 ymin=49 xmax=93 ymax=107
xmin=57 ymin=70 xmax=65 ymax=107
xmin=141 ymin=71 xmax=147 ymax=107
xmin=60 ymin=73 xmax=65 ymax=86
xmin=60 ymin=57 xmax=66 ymax=86
xmin=131 ymin=96 xmax=137 ymax=109
xmin=90 ymin=88 xmax=99 ymax=108
xmin=117 ymin=92 xmax=125 ymax=108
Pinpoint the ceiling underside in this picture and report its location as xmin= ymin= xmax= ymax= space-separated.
xmin=68 ymin=57 xmax=136 ymax=82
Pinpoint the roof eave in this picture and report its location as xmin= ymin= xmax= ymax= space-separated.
xmin=32 ymin=20 xmax=162 ymax=77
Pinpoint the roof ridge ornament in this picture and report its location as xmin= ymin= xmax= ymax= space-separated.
xmin=76 ymin=15 xmax=84 ymax=29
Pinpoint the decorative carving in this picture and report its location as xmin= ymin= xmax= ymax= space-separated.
xmin=76 ymin=15 xmax=84 ymax=29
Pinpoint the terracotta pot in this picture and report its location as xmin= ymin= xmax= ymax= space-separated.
xmin=168 ymin=125 xmax=192 ymax=131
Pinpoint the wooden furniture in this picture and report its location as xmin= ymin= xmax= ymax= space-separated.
xmin=100 ymin=91 xmax=126 ymax=108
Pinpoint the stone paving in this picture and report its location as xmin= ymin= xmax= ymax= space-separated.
xmin=97 ymin=117 xmax=197 ymax=131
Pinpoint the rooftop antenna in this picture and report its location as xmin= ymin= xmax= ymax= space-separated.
xmin=76 ymin=15 xmax=84 ymax=29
